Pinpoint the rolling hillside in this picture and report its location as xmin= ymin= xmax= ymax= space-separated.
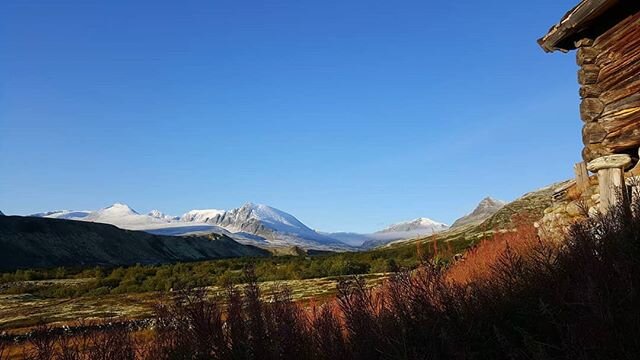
xmin=0 ymin=215 xmax=269 ymax=271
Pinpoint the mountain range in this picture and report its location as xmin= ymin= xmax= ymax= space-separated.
xmin=27 ymin=197 xmax=505 ymax=251
xmin=326 ymin=218 xmax=449 ymax=249
xmin=31 ymin=203 xmax=348 ymax=250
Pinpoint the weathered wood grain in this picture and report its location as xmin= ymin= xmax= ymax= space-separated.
xmin=577 ymin=46 xmax=599 ymax=65
xmin=543 ymin=6 xmax=640 ymax=162
xmin=597 ymin=167 xmax=626 ymax=211
xmin=602 ymin=113 xmax=640 ymax=152
xmin=597 ymin=46 xmax=640 ymax=90
xmin=583 ymin=143 xmax=610 ymax=162
xmin=583 ymin=122 xmax=607 ymax=144
xmin=575 ymin=38 xmax=594 ymax=48
xmin=600 ymin=77 xmax=640 ymax=105
xmin=578 ymin=64 xmax=600 ymax=85
xmin=593 ymin=12 xmax=640 ymax=50
xmin=580 ymin=98 xmax=605 ymax=122
xmin=577 ymin=10 xmax=640 ymax=161
xmin=574 ymin=161 xmax=590 ymax=193
xmin=602 ymin=93 xmax=640 ymax=116
xmin=600 ymin=107 xmax=640 ymax=133
xmin=580 ymin=84 xmax=603 ymax=98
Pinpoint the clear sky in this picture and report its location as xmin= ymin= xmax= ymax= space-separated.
xmin=1 ymin=0 xmax=582 ymax=233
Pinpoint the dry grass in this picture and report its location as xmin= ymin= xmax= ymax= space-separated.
xmin=445 ymin=222 xmax=544 ymax=285
xmin=0 ymin=275 xmax=388 ymax=334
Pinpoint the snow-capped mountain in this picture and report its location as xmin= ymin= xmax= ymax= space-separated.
xmin=0 ymin=211 xmax=4 ymax=216
xmin=378 ymin=217 xmax=449 ymax=235
xmin=30 ymin=202 xmax=449 ymax=251
xmin=451 ymin=197 xmax=506 ymax=228
xmin=324 ymin=217 xmax=449 ymax=249
xmin=32 ymin=203 xmax=229 ymax=238
xmin=83 ymin=203 xmax=172 ymax=229
xmin=180 ymin=209 xmax=225 ymax=223
xmin=359 ymin=218 xmax=449 ymax=249
xmin=30 ymin=210 xmax=91 ymax=220
xmin=31 ymin=202 xmax=352 ymax=251
xmin=148 ymin=210 xmax=179 ymax=221
xmin=183 ymin=203 xmax=350 ymax=250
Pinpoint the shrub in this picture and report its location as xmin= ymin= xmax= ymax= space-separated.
xmin=9 ymin=198 xmax=640 ymax=359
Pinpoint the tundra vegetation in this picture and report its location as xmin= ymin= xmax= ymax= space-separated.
xmin=2 ymin=197 xmax=640 ymax=359
xmin=0 ymin=182 xmax=553 ymax=301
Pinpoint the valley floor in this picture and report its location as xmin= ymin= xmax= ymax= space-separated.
xmin=0 ymin=274 xmax=387 ymax=334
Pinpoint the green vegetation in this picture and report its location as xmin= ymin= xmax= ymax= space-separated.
xmin=0 ymin=185 xmax=555 ymax=301
xmin=0 ymin=244 xmax=430 ymax=298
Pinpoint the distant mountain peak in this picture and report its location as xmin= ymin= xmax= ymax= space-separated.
xmin=378 ymin=217 xmax=448 ymax=234
xmin=478 ymin=197 xmax=505 ymax=207
xmin=148 ymin=210 xmax=178 ymax=221
xmin=199 ymin=203 xmax=350 ymax=250
xmin=451 ymin=196 xmax=507 ymax=228
xmin=180 ymin=209 xmax=226 ymax=223
xmin=356 ymin=216 xmax=449 ymax=249
xmin=148 ymin=209 xmax=165 ymax=218
xmin=100 ymin=203 xmax=139 ymax=215
xmin=235 ymin=203 xmax=301 ymax=228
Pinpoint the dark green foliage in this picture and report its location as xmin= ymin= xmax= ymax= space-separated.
xmin=0 ymin=244 xmax=432 ymax=298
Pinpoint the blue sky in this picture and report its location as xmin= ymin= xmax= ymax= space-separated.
xmin=1 ymin=0 xmax=581 ymax=233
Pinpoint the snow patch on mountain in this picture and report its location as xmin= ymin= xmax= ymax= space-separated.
xmin=180 ymin=209 xmax=226 ymax=223
xmin=200 ymin=203 xmax=351 ymax=250
xmin=30 ymin=210 xmax=91 ymax=220
xmin=148 ymin=210 xmax=179 ymax=221
xmin=82 ymin=203 xmax=171 ymax=229
xmin=326 ymin=217 xmax=449 ymax=249
xmin=359 ymin=218 xmax=449 ymax=249
xmin=379 ymin=217 xmax=449 ymax=234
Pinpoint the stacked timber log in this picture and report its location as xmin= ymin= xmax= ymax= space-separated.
xmin=538 ymin=1 xmax=640 ymax=236
xmin=578 ymin=11 xmax=640 ymax=163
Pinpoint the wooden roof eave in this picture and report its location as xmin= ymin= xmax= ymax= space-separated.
xmin=538 ymin=0 xmax=619 ymax=53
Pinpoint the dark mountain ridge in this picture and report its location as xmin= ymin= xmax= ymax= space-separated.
xmin=0 ymin=215 xmax=269 ymax=271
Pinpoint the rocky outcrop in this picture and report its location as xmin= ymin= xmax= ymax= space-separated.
xmin=538 ymin=177 xmax=603 ymax=241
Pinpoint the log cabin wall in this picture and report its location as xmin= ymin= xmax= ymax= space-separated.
xmin=579 ymin=10 xmax=640 ymax=163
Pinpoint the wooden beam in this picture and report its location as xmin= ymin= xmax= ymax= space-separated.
xmin=538 ymin=0 xmax=619 ymax=52
xmin=574 ymin=161 xmax=590 ymax=193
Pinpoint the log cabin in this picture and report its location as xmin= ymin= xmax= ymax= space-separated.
xmin=539 ymin=0 xmax=640 ymax=164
